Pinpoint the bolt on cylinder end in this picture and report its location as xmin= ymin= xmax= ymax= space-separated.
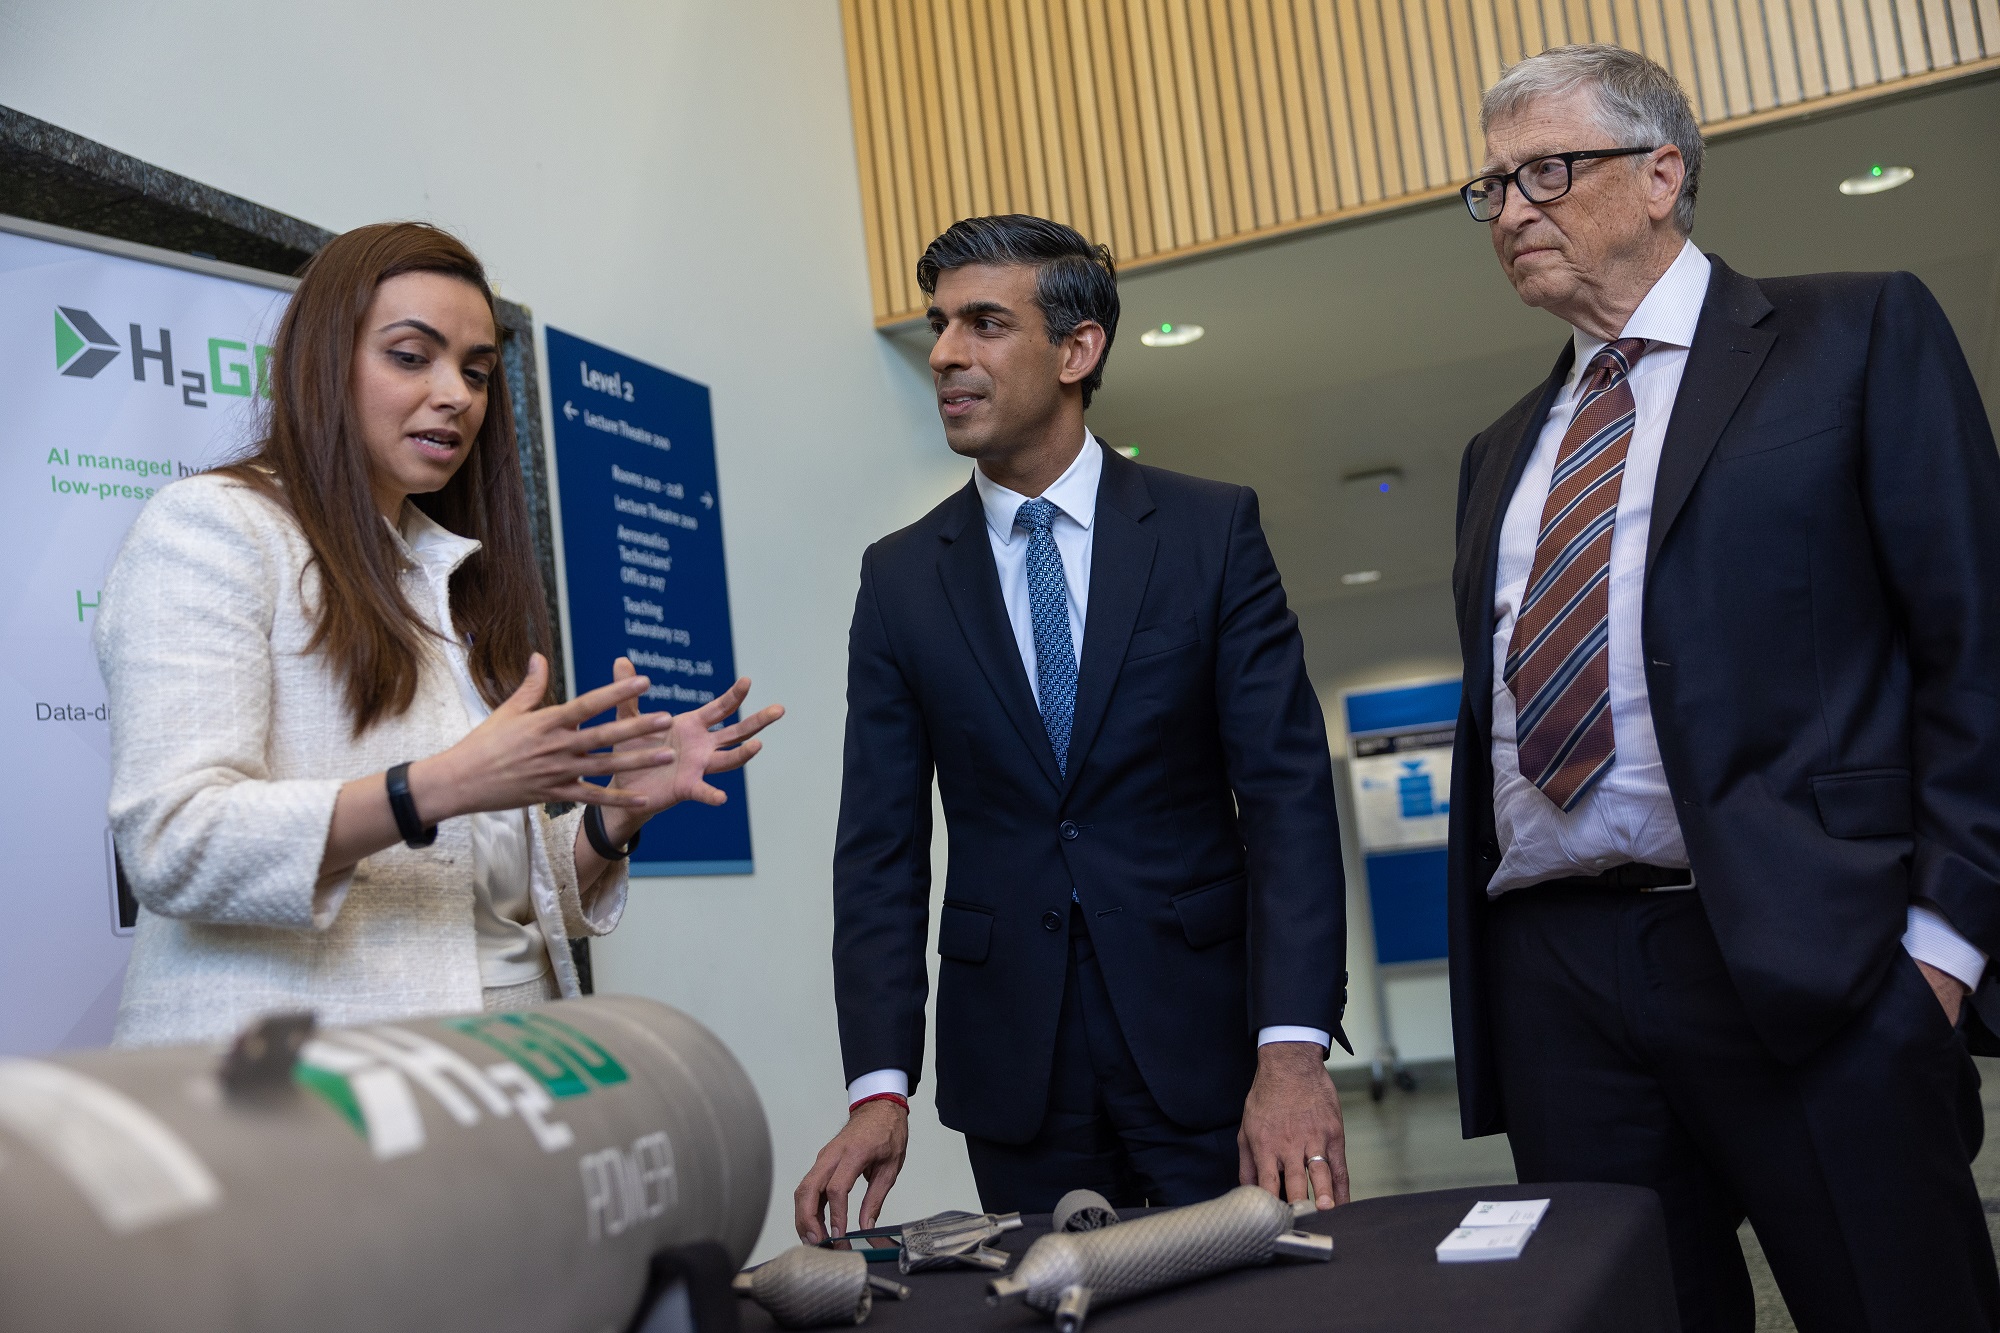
xmin=988 ymin=1273 xmax=1031 ymax=1304
xmin=1054 ymin=1284 xmax=1094 ymax=1333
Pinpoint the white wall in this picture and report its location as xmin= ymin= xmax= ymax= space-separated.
xmin=0 ymin=0 xmax=977 ymax=1261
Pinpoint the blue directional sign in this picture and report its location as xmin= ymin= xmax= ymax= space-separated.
xmin=547 ymin=325 xmax=750 ymax=875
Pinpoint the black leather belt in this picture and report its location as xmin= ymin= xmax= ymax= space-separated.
xmin=1541 ymin=863 xmax=1695 ymax=893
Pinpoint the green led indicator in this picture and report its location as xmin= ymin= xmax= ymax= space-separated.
xmin=1872 ymin=164 xmax=1883 ymax=176
xmin=1161 ymin=323 xmax=1172 ymax=332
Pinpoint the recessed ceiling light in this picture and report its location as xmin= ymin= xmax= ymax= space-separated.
xmin=1140 ymin=322 xmax=1204 ymax=347
xmin=1838 ymin=164 xmax=1914 ymax=196
xmin=1341 ymin=570 xmax=1382 ymax=585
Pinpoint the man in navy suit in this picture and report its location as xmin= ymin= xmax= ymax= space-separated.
xmin=793 ymin=216 xmax=1350 ymax=1241
xmin=1446 ymin=45 xmax=2000 ymax=1332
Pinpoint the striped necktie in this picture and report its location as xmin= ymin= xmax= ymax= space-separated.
xmin=1504 ymin=336 xmax=1648 ymax=811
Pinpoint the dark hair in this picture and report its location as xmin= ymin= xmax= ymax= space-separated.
xmin=215 ymin=221 xmax=552 ymax=734
xmin=916 ymin=215 xmax=1119 ymax=408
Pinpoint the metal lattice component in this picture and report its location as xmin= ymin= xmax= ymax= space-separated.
xmin=734 ymin=1246 xmax=882 ymax=1328
xmin=1051 ymin=1190 xmax=1121 ymax=1233
xmin=897 ymin=1209 xmax=1021 ymax=1274
xmin=989 ymin=1186 xmax=1333 ymax=1329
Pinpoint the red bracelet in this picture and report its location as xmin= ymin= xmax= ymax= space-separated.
xmin=849 ymin=1092 xmax=909 ymax=1114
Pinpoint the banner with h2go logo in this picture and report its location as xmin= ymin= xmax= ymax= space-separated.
xmin=0 ymin=217 xmax=290 ymax=1055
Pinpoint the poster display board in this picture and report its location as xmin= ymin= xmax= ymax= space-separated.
xmin=1342 ymin=678 xmax=1459 ymax=966
xmin=0 ymin=217 xmax=290 ymax=1055
xmin=546 ymin=326 xmax=751 ymax=876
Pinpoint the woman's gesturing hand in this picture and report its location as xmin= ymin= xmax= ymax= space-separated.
xmin=408 ymin=653 xmax=680 ymax=822
xmin=601 ymin=660 xmax=784 ymax=819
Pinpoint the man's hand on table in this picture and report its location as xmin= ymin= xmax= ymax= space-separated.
xmin=1239 ymin=1040 xmax=1348 ymax=1210
xmin=794 ymin=1099 xmax=910 ymax=1244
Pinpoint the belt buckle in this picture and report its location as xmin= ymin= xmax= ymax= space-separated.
xmin=1638 ymin=869 xmax=1696 ymax=893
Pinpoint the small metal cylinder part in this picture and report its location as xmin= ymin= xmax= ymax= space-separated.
xmin=736 ymin=1246 xmax=885 ymax=1328
xmin=899 ymin=1209 xmax=1023 ymax=1273
xmin=990 ymin=1185 xmax=1335 ymax=1322
xmin=1051 ymin=1189 xmax=1121 ymax=1233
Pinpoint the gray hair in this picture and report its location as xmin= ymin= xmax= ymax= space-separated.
xmin=1481 ymin=44 xmax=1704 ymax=234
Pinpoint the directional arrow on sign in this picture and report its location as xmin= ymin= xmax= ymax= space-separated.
xmin=55 ymin=307 xmax=120 ymax=379
xmin=700 ymin=492 xmax=714 ymax=509
xmin=562 ymin=400 xmax=578 ymax=421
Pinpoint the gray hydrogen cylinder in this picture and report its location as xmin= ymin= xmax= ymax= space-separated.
xmin=989 ymin=1185 xmax=1334 ymax=1329
xmin=0 ymin=995 xmax=771 ymax=1333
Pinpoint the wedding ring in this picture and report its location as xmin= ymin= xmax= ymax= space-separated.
xmin=1306 ymin=1154 xmax=1328 ymax=1165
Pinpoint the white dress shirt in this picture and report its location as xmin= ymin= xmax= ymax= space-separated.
xmin=403 ymin=509 xmax=552 ymax=989
xmin=1487 ymin=240 xmax=1984 ymax=992
xmin=846 ymin=434 xmax=1328 ymax=1107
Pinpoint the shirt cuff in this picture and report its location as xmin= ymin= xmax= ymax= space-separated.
xmin=1258 ymin=1026 xmax=1332 ymax=1053
xmin=846 ymin=1069 xmax=909 ymax=1104
xmin=1904 ymin=905 xmax=1987 ymax=993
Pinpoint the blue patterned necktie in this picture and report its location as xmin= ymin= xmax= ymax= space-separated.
xmin=1015 ymin=498 xmax=1078 ymax=776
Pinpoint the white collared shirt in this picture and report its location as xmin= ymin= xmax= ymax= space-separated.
xmin=400 ymin=506 xmax=551 ymax=989
xmin=1486 ymin=241 xmax=1984 ymax=990
xmin=972 ymin=430 xmax=1101 ymax=707
xmin=845 ymin=433 xmax=1329 ymax=1107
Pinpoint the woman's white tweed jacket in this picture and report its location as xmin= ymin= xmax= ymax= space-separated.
xmin=95 ymin=472 xmax=626 ymax=1047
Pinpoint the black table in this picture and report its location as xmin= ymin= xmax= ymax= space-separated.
xmin=739 ymin=1182 xmax=1677 ymax=1333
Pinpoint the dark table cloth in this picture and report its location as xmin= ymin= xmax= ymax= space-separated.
xmin=738 ymin=1182 xmax=1677 ymax=1333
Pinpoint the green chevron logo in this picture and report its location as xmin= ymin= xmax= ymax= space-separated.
xmin=54 ymin=307 xmax=120 ymax=378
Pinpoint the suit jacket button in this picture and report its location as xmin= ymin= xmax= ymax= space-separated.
xmin=1059 ymin=820 xmax=1079 ymax=840
xmin=1041 ymin=911 xmax=1063 ymax=931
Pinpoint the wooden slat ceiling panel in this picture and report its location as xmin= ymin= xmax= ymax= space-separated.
xmin=842 ymin=0 xmax=2000 ymax=324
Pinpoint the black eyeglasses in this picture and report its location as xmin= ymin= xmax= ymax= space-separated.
xmin=1461 ymin=147 xmax=1659 ymax=221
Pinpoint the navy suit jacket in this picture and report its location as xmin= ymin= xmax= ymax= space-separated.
xmin=1448 ymin=257 xmax=2000 ymax=1137
xmin=833 ymin=442 xmax=1348 ymax=1143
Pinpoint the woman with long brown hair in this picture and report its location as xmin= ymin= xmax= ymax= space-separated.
xmin=94 ymin=222 xmax=781 ymax=1045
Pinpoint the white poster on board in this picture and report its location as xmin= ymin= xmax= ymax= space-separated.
xmin=0 ymin=224 xmax=287 ymax=1055
xmin=1349 ymin=731 xmax=1454 ymax=852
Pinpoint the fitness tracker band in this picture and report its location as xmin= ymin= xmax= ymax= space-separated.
xmin=384 ymin=763 xmax=437 ymax=848
xmin=584 ymin=804 xmax=641 ymax=861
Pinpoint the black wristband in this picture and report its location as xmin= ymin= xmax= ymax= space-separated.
xmin=384 ymin=763 xmax=437 ymax=849
xmin=584 ymin=804 xmax=641 ymax=861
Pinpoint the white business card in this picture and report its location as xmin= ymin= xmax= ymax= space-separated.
xmin=1457 ymin=1198 xmax=1550 ymax=1229
xmin=1436 ymin=1223 xmax=1536 ymax=1263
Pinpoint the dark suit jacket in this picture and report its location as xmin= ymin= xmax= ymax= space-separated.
xmin=1448 ymin=256 xmax=2000 ymax=1137
xmin=833 ymin=442 xmax=1348 ymax=1143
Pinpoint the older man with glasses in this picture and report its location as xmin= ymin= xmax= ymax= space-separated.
xmin=1444 ymin=43 xmax=2000 ymax=1333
